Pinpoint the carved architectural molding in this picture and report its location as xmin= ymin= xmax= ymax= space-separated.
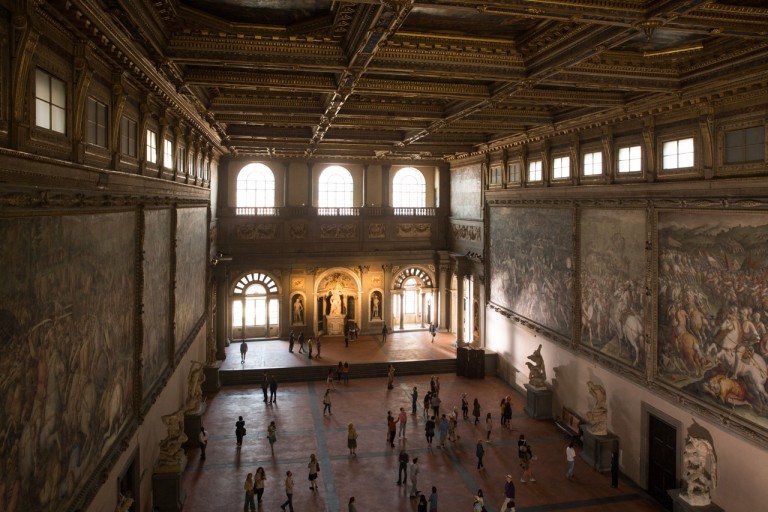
xmin=289 ymin=222 xmax=307 ymax=239
xmin=451 ymin=223 xmax=481 ymax=241
xmin=396 ymin=223 xmax=431 ymax=238
xmin=320 ymin=223 xmax=357 ymax=238
xmin=235 ymin=223 xmax=276 ymax=240
xmin=368 ymin=223 xmax=386 ymax=238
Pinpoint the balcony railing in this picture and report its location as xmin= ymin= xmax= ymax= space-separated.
xmin=236 ymin=207 xmax=280 ymax=216
xmin=393 ymin=207 xmax=436 ymax=216
xmin=317 ymin=207 xmax=360 ymax=216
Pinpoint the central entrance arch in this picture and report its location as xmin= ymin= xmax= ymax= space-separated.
xmin=392 ymin=267 xmax=435 ymax=330
xmin=315 ymin=269 xmax=361 ymax=335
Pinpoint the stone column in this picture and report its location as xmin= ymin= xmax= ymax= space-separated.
xmin=382 ymin=264 xmax=393 ymax=329
xmin=420 ymin=290 xmax=426 ymax=328
xmin=399 ymin=291 xmax=405 ymax=330
xmin=214 ymin=268 xmax=229 ymax=360
xmin=456 ymin=273 xmax=465 ymax=345
xmin=438 ymin=262 xmax=449 ymax=331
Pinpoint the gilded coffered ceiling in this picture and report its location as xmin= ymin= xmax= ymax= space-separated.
xmin=78 ymin=1 xmax=768 ymax=160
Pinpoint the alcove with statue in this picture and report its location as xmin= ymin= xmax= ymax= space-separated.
xmin=315 ymin=270 xmax=360 ymax=336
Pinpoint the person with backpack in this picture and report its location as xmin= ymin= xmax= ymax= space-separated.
xmin=397 ymin=449 xmax=409 ymax=485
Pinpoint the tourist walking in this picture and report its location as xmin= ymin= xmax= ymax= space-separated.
xmin=243 ymin=473 xmax=256 ymax=512
xmin=261 ymin=374 xmax=269 ymax=403
xmin=428 ymin=487 xmax=438 ymax=512
xmin=397 ymin=449 xmax=409 ymax=485
xmin=308 ymin=454 xmax=320 ymax=491
xmin=473 ymin=398 xmax=481 ymax=425
xmin=520 ymin=441 xmax=535 ymax=482
xmin=500 ymin=474 xmax=516 ymax=512
xmin=430 ymin=376 xmax=436 ymax=394
xmin=431 ymin=393 xmax=441 ymax=418
xmin=382 ymin=322 xmax=389 ymax=342
xmin=235 ymin=416 xmax=246 ymax=447
xmin=409 ymin=457 xmax=420 ymax=498
xmin=347 ymin=423 xmax=358 ymax=456
xmin=388 ymin=412 xmax=397 ymax=447
xmin=280 ymin=471 xmax=294 ymax=512
xmin=269 ymin=375 xmax=278 ymax=404
xmin=316 ymin=334 xmax=322 ymax=359
xmin=240 ymin=340 xmax=248 ymax=363
xmin=434 ymin=377 xmax=441 ymax=396
xmin=425 ymin=415 xmax=435 ymax=449
xmin=565 ymin=440 xmax=577 ymax=479
xmin=199 ymin=426 xmax=208 ymax=460
xmin=298 ymin=331 xmax=306 ymax=353
xmin=267 ymin=420 xmax=277 ymax=453
xmin=504 ymin=397 xmax=513 ymax=429
xmin=327 ymin=368 xmax=336 ymax=390
xmin=485 ymin=412 xmax=492 ymax=442
xmin=323 ymin=388 xmax=332 ymax=415
xmin=476 ymin=439 xmax=485 ymax=471
xmin=387 ymin=364 xmax=396 ymax=390
xmin=254 ymin=467 xmax=266 ymax=505
xmin=307 ymin=337 xmax=314 ymax=359
xmin=343 ymin=361 xmax=350 ymax=384
xmin=438 ymin=414 xmax=448 ymax=448
xmin=418 ymin=494 xmax=428 ymax=512
xmin=447 ymin=411 xmax=458 ymax=443
xmin=461 ymin=394 xmax=469 ymax=420
xmin=412 ymin=386 xmax=418 ymax=414
xmin=398 ymin=407 xmax=408 ymax=439
xmin=288 ymin=330 xmax=295 ymax=353
xmin=423 ymin=391 xmax=432 ymax=419
xmin=348 ymin=496 xmax=357 ymax=512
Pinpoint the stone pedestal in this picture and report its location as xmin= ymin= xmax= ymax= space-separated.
xmin=202 ymin=362 xmax=221 ymax=393
xmin=524 ymin=384 xmax=553 ymax=419
xmin=580 ymin=428 xmax=619 ymax=472
xmin=183 ymin=403 xmax=207 ymax=448
xmin=326 ymin=314 xmax=345 ymax=335
xmin=668 ymin=489 xmax=723 ymax=512
xmin=153 ymin=468 xmax=186 ymax=512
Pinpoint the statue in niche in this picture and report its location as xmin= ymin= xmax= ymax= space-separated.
xmin=157 ymin=409 xmax=188 ymax=469
xmin=330 ymin=289 xmax=342 ymax=316
xmin=525 ymin=344 xmax=547 ymax=389
xmin=371 ymin=292 xmax=381 ymax=319
xmin=681 ymin=435 xmax=717 ymax=506
xmin=293 ymin=295 xmax=304 ymax=323
xmin=184 ymin=360 xmax=206 ymax=412
xmin=586 ymin=381 xmax=608 ymax=435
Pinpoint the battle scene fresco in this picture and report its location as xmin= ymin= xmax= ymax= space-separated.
xmin=175 ymin=207 xmax=207 ymax=352
xmin=580 ymin=209 xmax=647 ymax=369
xmin=0 ymin=212 xmax=135 ymax=511
xmin=142 ymin=209 xmax=172 ymax=401
xmin=489 ymin=206 xmax=573 ymax=338
xmin=658 ymin=210 xmax=768 ymax=430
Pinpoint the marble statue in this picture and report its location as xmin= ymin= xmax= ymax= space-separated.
xmin=116 ymin=492 xmax=134 ymax=512
xmin=330 ymin=290 xmax=342 ymax=316
xmin=681 ymin=436 xmax=717 ymax=506
xmin=586 ymin=381 xmax=608 ymax=435
xmin=157 ymin=409 xmax=188 ymax=470
xmin=184 ymin=360 xmax=206 ymax=412
xmin=525 ymin=344 xmax=547 ymax=389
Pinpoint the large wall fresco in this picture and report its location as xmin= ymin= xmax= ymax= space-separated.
xmin=489 ymin=206 xmax=573 ymax=338
xmin=580 ymin=209 xmax=647 ymax=369
xmin=174 ymin=207 xmax=207 ymax=352
xmin=658 ymin=210 xmax=768 ymax=430
xmin=450 ymin=165 xmax=482 ymax=220
xmin=142 ymin=209 xmax=172 ymax=401
xmin=0 ymin=212 xmax=135 ymax=512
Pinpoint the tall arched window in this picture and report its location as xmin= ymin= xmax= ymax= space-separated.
xmin=318 ymin=166 xmax=353 ymax=207
xmin=393 ymin=167 xmax=426 ymax=208
xmin=236 ymin=163 xmax=275 ymax=207
xmin=232 ymin=273 xmax=280 ymax=339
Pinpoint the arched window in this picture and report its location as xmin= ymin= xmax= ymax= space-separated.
xmin=318 ymin=166 xmax=353 ymax=207
xmin=232 ymin=272 xmax=279 ymax=339
xmin=236 ymin=163 xmax=275 ymax=207
xmin=393 ymin=167 xmax=426 ymax=208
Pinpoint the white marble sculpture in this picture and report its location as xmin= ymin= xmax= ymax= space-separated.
xmin=681 ymin=436 xmax=717 ymax=506
xmin=526 ymin=344 xmax=547 ymax=389
xmin=157 ymin=409 xmax=188 ymax=471
xmin=586 ymin=381 xmax=608 ymax=435
xmin=184 ymin=360 xmax=206 ymax=412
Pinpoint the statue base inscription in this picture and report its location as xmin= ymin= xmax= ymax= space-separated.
xmin=668 ymin=489 xmax=723 ymax=512
xmin=326 ymin=314 xmax=345 ymax=335
xmin=524 ymin=383 xmax=553 ymax=420
xmin=580 ymin=428 xmax=618 ymax=472
xmin=153 ymin=468 xmax=186 ymax=512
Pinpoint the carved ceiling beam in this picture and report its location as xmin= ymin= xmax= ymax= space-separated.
xmin=306 ymin=0 xmax=415 ymax=157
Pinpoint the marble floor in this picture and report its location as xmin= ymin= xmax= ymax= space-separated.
xmin=181 ymin=331 xmax=663 ymax=512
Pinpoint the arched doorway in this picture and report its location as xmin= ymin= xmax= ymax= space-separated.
xmin=231 ymin=272 xmax=280 ymax=340
xmin=315 ymin=269 xmax=361 ymax=335
xmin=392 ymin=267 xmax=435 ymax=330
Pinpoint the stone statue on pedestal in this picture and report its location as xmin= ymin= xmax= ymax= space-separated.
xmin=525 ymin=344 xmax=547 ymax=389
xmin=681 ymin=436 xmax=717 ymax=506
xmin=184 ymin=360 xmax=206 ymax=412
xmin=586 ymin=381 xmax=608 ymax=435
xmin=158 ymin=409 xmax=188 ymax=470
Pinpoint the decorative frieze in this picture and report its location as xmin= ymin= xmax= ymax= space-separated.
xmin=235 ymin=223 xmax=276 ymax=240
xmin=451 ymin=223 xmax=481 ymax=241
xmin=320 ymin=223 xmax=357 ymax=238
xmin=396 ymin=223 xmax=431 ymax=238
xmin=368 ymin=223 xmax=386 ymax=238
